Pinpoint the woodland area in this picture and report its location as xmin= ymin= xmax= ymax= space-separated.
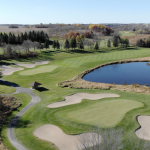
xmin=0 ymin=23 xmax=150 ymax=59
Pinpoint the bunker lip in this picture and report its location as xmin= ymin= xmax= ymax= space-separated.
xmin=58 ymin=57 xmax=150 ymax=95
xmin=15 ymin=60 xmax=49 ymax=68
xmin=0 ymin=65 xmax=24 ymax=75
xmin=33 ymin=124 xmax=101 ymax=150
xmin=0 ymin=61 xmax=49 ymax=75
xmin=47 ymin=93 xmax=119 ymax=108
xmin=135 ymin=115 xmax=150 ymax=140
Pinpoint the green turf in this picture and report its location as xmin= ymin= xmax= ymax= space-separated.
xmin=55 ymin=48 xmax=150 ymax=67
xmin=19 ymin=65 xmax=58 ymax=75
xmin=0 ymin=84 xmax=15 ymax=94
xmin=59 ymin=99 xmax=143 ymax=128
xmin=2 ymin=47 xmax=150 ymax=150
xmin=120 ymin=31 xmax=136 ymax=36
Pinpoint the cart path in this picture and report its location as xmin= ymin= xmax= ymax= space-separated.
xmin=0 ymin=79 xmax=40 ymax=150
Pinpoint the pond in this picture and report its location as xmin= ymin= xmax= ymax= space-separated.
xmin=83 ymin=62 xmax=150 ymax=86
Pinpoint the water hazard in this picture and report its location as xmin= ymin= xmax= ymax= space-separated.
xmin=83 ymin=62 xmax=150 ymax=86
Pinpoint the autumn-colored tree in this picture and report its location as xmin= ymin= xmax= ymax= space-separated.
xmin=80 ymin=34 xmax=84 ymax=39
xmin=76 ymin=35 xmax=82 ymax=43
xmin=64 ymin=31 xmax=80 ymax=40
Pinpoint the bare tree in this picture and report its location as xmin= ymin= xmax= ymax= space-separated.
xmin=77 ymin=127 xmax=123 ymax=150
xmin=22 ymin=40 xmax=33 ymax=53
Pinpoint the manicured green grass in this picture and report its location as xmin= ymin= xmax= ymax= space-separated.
xmin=0 ymin=84 xmax=15 ymax=94
xmin=120 ymin=31 xmax=136 ymax=36
xmin=55 ymin=48 xmax=150 ymax=67
xmin=59 ymin=99 xmax=143 ymax=128
xmin=19 ymin=65 xmax=58 ymax=75
xmin=2 ymin=47 xmax=150 ymax=150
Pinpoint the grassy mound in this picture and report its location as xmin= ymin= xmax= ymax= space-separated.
xmin=19 ymin=65 xmax=58 ymax=75
xmin=58 ymin=99 xmax=143 ymax=128
xmin=0 ymin=84 xmax=15 ymax=94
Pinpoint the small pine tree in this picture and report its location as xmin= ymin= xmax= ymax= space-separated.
xmin=70 ymin=39 xmax=74 ymax=50
xmin=56 ymin=40 xmax=60 ymax=49
xmin=44 ymin=40 xmax=49 ymax=50
xmin=64 ymin=39 xmax=70 ymax=50
xmin=113 ymin=36 xmax=120 ymax=47
xmin=107 ymin=39 xmax=111 ymax=47
xmin=52 ymin=40 xmax=56 ymax=50
xmin=94 ymin=41 xmax=99 ymax=50
xmin=124 ymin=38 xmax=129 ymax=47
xmin=73 ymin=38 xmax=77 ymax=50
xmin=79 ymin=40 xmax=84 ymax=50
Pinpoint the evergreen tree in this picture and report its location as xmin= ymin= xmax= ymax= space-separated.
xmin=44 ymin=40 xmax=49 ymax=50
xmin=56 ymin=40 xmax=60 ymax=49
xmin=107 ymin=39 xmax=111 ymax=47
xmin=73 ymin=38 xmax=77 ymax=50
xmin=52 ymin=40 xmax=56 ymax=50
xmin=124 ymin=38 xmax=129 ymax=47
xmin=64 ymin=39 xmax=70 ymax=50
xmin=94 ymin=41 xmax=99 ymax=50
xmin=70 ymin=39 xmax=74 ymax=50
xmin=79 ymin=40 xmax=84 ymax=50
xmin=113 ymin=36 xmax=120 ymax=47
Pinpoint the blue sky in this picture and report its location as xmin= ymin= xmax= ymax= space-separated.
xmin=1 ymin=0 xmax=150 ymax=24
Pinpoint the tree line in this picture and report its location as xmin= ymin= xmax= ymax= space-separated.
xmin=0 ymin=31 xmax=49 ymax=45
xmin=136 ymin=37 xmax=150 ymax=47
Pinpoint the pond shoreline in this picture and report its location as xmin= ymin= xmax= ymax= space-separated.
xmin=58 ymin=57 xmax=150 ymax=94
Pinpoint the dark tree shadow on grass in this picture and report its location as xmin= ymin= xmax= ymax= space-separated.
xmin=37 ymin=87 xmax=49 ymax=92
xmin=0 ymin=80 xmax=19 ymax=87
xmin=15 ymin=118 xmax=32 ymax=128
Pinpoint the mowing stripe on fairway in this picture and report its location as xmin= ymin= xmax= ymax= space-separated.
xmin=56 ymin=49 xmax=150 ymax=67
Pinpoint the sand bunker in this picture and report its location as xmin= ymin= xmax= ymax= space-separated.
xmin=34 ymin=124 xmax=100 ymax=150
xmin=135 ymin=115 xmax=150 ymax=140
xmin=0 ymin=61 xmax=49 ymax=75
xmin=15 ymin=60 xmax=49 ymax=68
xmin=47 ymin=93 xmax=119 ymax=108
xmin=0 ymin=65 xmax=24 ymax=75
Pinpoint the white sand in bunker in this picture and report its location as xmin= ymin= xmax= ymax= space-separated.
xmin=135 ymin=115 xmax=150 ymax=140
xmin=15 ymin=60 xmax=49 ymax=68
xmin=47 ymin=93 xmax=120 ymax=108
xmin=34 ymin=124 xmax=100 ymax=150
xmin=0 ymin=65 xmax=24 ymax=75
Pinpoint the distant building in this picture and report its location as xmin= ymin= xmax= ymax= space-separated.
xmin=29 ymin=81 xmax=42 ymax=89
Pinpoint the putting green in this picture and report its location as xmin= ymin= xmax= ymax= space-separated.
xmin=19 ymin=65 xmax=58 ymax=75
xmin=59 ymin=99 xmax=143 ymax=128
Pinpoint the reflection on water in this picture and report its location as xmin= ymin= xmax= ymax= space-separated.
xmin=83 ymin=62 xmax=150 ymax=86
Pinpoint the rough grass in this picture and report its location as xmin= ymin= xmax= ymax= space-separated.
xmin=2 ymin=47 xmax=150 ymax=150
xmin=120 ymin=31 xmax=136 ymax=36
xmin=19 ymin=65 xmax=58 ymax=75
xmin=122 ymin=34 xmax=150 ymax=45
xmin=59 ymin=99 xmax=143 ymax=128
